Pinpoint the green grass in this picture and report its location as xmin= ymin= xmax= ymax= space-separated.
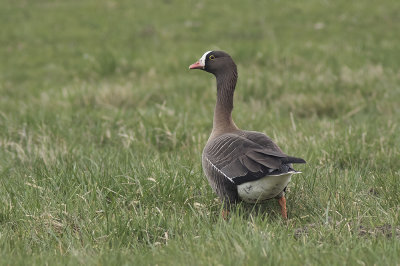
xmin=1 ymin=0 xmax=400 ymax=265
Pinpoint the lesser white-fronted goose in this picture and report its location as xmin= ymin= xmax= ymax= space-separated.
xmin=189 ymin=51 xmax=306 ymax=219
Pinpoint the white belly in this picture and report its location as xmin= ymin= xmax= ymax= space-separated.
xmin=237 ymin=172 xmax=297 ymax=203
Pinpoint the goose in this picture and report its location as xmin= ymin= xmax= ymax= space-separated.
xmin=189 ymin=51 xmax=306 ymax=219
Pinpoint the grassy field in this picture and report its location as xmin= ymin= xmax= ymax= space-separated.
xmin=1 ymin=0 xmax=400 ymax=265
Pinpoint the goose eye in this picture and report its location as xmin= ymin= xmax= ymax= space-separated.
xmin=209 ymin=55 xmax=215 ymax=60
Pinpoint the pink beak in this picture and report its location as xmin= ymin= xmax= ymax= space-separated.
xmin=189 ymin=61 xmax=204 ymax=69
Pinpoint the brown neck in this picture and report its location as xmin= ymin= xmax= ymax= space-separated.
xmin=211 ymin=67 xmax=239 ymax=138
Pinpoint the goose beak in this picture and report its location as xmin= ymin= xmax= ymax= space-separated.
xmin=189 ymin=61 xmax=204 ymax=70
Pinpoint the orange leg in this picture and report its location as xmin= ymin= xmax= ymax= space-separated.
xmin=278 ymin=196 xmax=288 ymax=219
xmin=221 ymin=209 xmax=230 ymax=220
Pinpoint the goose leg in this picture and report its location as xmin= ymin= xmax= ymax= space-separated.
xmin=278 ymin=196 xmax=288 ymax=219
xmin=221 ymin=209 xmax=230 ymax=220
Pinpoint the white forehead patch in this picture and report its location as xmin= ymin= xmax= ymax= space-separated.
xmin=199 ymin=51 xmax=212 ymax=67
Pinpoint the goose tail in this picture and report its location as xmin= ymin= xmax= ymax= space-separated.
xmin=282 ymin=156 xmax=306 ymax=164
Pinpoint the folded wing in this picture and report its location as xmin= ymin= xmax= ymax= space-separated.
xmin=204 ymin=131 xmax=305 ymax=185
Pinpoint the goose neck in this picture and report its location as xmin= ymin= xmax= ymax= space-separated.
xmin=211 ymin=69 xmax=238 ymax=137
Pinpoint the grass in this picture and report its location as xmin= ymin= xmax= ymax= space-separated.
xmin=0 ymin=0 xmax=400 ymax=265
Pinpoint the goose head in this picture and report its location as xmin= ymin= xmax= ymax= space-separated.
xmin=189 ymin=51 xmax=236 ymax=76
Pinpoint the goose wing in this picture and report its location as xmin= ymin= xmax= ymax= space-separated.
xmin=204 ymin=131 xmax=305 ymax=185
